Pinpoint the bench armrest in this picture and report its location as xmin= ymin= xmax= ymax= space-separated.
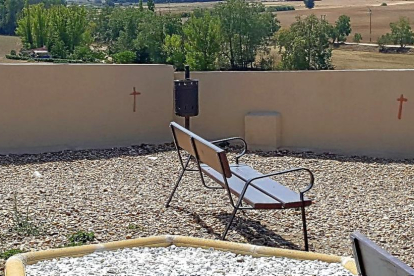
xmin=211 ymin=137 xmax=247 ymax=164
xmin=245 ymin=168 xmax=314 ymax=200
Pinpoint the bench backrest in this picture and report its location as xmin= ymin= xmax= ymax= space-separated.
xmin=170 ymin=122 xmax=232 ymax=178
xmin=350 ymin=231 xmax=414 ymax=276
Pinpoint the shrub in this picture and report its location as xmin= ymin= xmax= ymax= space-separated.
xmin=127 ymin=223 xmax=143 ymax=230
xmin=257 ymin=5 xmax=265 ymax=12
xmin=34 ymin=58 xmax=55 ymax=62
xmin=353 ymin=33 xmax=363 ymax=43
xmin=67 ymin=231 xmax=95 ymax=246
xmin=381 ymin=2 xmax=387 ymax=6
xmin=113 ymin=51 xmax=136 ymax=64
xmin=378 ymin=33 xmax=392 ymax=51
xmin=11 ymin=193 xmax=42 ymax=236
xmin=10 ymin=50 xmax=16 ymax=55
xmin=0 ymin=249 xmax=24 ymax=260
xmin=6 ymin=55 xmax=29 ymax=60
xmin=266 ymin=6 xmax=295 ymax=12
xmin=52 ymin=59 xmax=85 ymax=63
xmin=180 ymin=12 xmax=191 ymax=18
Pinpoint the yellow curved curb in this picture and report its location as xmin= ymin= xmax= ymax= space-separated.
xmin=5 ymin=235 xmax=357 ymax=276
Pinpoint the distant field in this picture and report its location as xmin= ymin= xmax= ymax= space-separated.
xmin=160 ymin=0 xmax=414 ymax=44
xmin=262 ymin=0 xmax=414 ymax=10
xmin=332 ymin=49 xmax=414 ymax=69
xmin=276 ymin=2 xmax=414 ymax=43
xmin=0 ymin=35 xmax=23 ymax=63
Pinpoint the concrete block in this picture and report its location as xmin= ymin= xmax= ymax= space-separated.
xmin=245 ymin=111 xmax=282 ymax=151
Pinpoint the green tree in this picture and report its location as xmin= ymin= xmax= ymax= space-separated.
xmin=390 ymin=17 xmax=414 ymax=48
xmin=215 ymin=0 xmax=279 ymax=69
xmin=133 ymin=13 xmax=182 ymax=63
xmin=335 ymin=15 xmax=351 ymax=42
xmin=17 ymin=3 xmax=48 ymax=48
xmin=90 ymin=6 xmax=112 ymax=43
xmin=183 ymin=10 xmax=220 ymax=71
xmin=0 ymin=0 xmax=63 ymax=35
xmin=32 ymin=3 xmax=47 ymax=47
xmin=49 ymin=36 xmax=66 ymax=58
xmin=47 ymin=6 xmax=89 ymax=53
xmin=164 ymin=34 xmax=185 ymax=70
xmin=147 ymin=0 xmax=154 ymax=12
xmin=17 ymin=4 xmax=91 ymax=58
xmin=353 ymin=33 xmax=362 ymax=43
xmin=138 ymin=0 xmax=143 ymax=11
xmin=0 ymin=0 xmax=24 ymax=35
xmin=303 ymin=0 xmax=314 ymax=9
xmin=24 ymin=0 xmax=32 ymax=46
xmin=106 ymin=8 xmax=142 ymax=45
xmin=275 ymin=15 xmax=333 ymax=70
xmin=16 ymin=0 xmax=32 ymax=47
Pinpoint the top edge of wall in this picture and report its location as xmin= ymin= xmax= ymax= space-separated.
xmin=0 ymin=64 xmax=174 ymax=67
xmin=174 ymin=69 xmax=414 ymax=74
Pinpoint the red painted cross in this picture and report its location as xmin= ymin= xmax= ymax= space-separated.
xmin=130 ymin=87 xmax=141 ymax=112
xmin=397 ymin=94 xmax=408 ymax=120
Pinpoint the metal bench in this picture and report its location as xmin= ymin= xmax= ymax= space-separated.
xmin=165 ymin=122 xmax=315 ymax=251
xmin=351 ymin=231 xmax=414 ymax=276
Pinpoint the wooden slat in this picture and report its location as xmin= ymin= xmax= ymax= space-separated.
xmin=201 ymin=164 xmax=312 ymax=209
xmin=170 ymin=122 xmax=232 ymax=178
xmin=193 ymin=139 xmax=231 ymax=178
xmin=171 ymin=124 xmax=195 ymax=155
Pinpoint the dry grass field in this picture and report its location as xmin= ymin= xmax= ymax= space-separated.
xmin=332 ymin=49 xmax=414 ymax=69
xmin=161 ymin=0 xmax=414 ymax=44
xmin=276 ymin=1 xmax=414 ymax=43
xmin=159 ymin=0 xmax=414 ymax=69
xmin=0 ymin=35 xmax=23 ymax=63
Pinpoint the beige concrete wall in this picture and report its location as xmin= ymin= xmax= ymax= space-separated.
xmin=0 ymin=64 xmax=174 ymax=154
xmin=175 ymin=70 xmax=414 ymax=158
xmin=0 ymin=65 xmax=413 ymax=158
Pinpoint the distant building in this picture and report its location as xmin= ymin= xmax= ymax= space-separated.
xmin=29 ymin=47 xmax=51 ymax=59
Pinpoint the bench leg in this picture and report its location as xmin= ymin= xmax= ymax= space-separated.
xmin=222 ymin=206 xmax=238 ymax=240
xmin=165 ymin=158 xmax=191 ymax=208
xmin=301 ymin=205 xmax=309 ymax=251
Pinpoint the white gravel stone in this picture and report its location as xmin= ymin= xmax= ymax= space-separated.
xmin=32 ymin=171 xmax=42 ymax=178
xmin=26 ymin=246 xmax=353 ymax=276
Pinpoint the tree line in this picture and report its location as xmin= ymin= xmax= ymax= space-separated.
xmin=0 ymin=0 xmax=64 ymax=35
xmin=15 ymin=0 xmax=356 ymax=70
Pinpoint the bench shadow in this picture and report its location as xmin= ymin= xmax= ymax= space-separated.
xmin=215 ymin=212 xmax=302 ymax=250
xmin=171 ymin=206 xmax=301 ymax=250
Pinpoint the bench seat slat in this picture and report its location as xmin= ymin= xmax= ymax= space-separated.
xmin=201 ymin=164 xmax=312 ymax=209
xmin=230 ymin=164 xmax=312 ymax=208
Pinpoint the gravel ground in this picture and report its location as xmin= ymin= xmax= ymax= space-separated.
xmin=26 ymin=246 xmax=353 ymax=276
xmin=1 ymin=144 xmax=414 ymax=275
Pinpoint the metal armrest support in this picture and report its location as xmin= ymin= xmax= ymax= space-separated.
xmin=211 ymin=137 xmax=247 ymax=164
xmin=237 ymin=168 xmax=314 ymax=206
xmin=227 ymin=167 xmax=314 ymax=251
